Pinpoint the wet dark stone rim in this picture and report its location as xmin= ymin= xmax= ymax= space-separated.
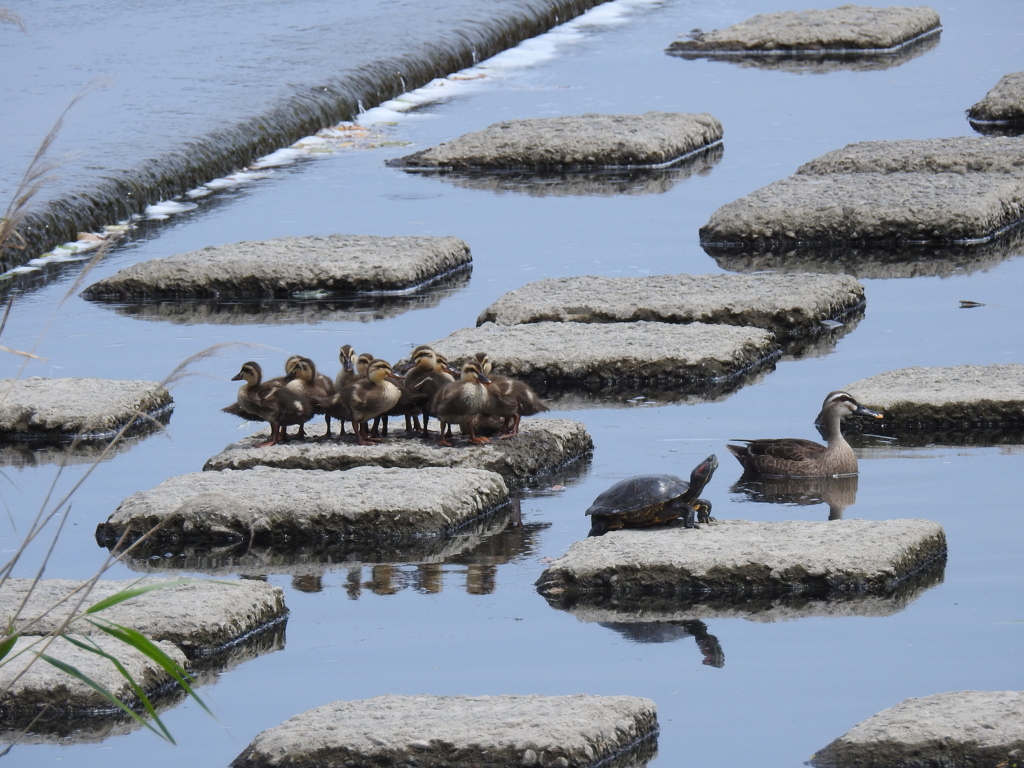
xmin=0 ymin=402 xmax=174 ymax=445
xmin=2 ymin=0 xmax=609 ymax=271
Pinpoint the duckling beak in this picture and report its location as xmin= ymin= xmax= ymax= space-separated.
xmin=478 ymin=372 xmax=491 ymax=385
xmin=231 ymin=371 xmax=244 ymax=381
xmin=388 ymin=372 xmax=405 ymax=381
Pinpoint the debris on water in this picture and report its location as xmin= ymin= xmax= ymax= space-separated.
xmin=959 ymin=300 xmax=985 ymax=308
xmin=820 ymin=319 xmax=845 ymax=329
xmin=292 ymin=289 xmax=332 ymax=300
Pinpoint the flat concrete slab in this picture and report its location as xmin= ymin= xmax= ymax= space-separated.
xmin=968 ymin=71 xmax=1024 ymax=129
xmin=845 ymin=364 xmax=1024 ymax=435
xmin=0 ymin=377 xmax=172 ymax=443
xmin=702 ymin=172 xmax=1024 ymax=247
xmin=796 ymin=136 xmax=1024 ymax=176
xmin=426 ymin=321 xmax=779 ymax=392
xmin=668 ymin=5 xmax=941 ymax=58
xmin=476 ymin=273 xmax=865 ymax=342
xmin=536 ymin=519 xmax=946 ymax=604
xmin=390 ymin=111 xmax=722 ymax=170
xmin=0 ymin=577 xmax=287 ymax=659
xmin=204 ymin=418 xmax=592 ymax=482
xmin=231 ymin=694 xmax=658 ymax=768
xmin=81 ymin=234 xmax=472 ymax=300
xmin=811 ymin=690 xmax=1024 ymax=768
xmin=96 ymin=465 xmax=510 ymax=552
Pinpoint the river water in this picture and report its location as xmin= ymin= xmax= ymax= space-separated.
xmin=1 ymin=0 xmax=1022 ymax=765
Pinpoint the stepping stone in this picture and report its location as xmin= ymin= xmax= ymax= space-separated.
xmin=231 ymin=694 xmax=658 ymax=768
xmin=845 ymin=364 xmax=1024 ymax=435
xmin=389 ymin=112 xmax=722 ymax=170
xmin=667 ymin=5 xmax=941 ymax=59
xmin=96 ymin=466 xmax=511 ymax=550
xmin=81 ymin=234 xmax=472 ymax=300
xmin=535 ymin=519 xmax=946 ymax=604
xmin=476 ymin=273 xmax=865 ymax=342
xmin=0 ymin=377 xmax=172 ymax=443
xmin=0 ymin=577 xmax=287 ymax=660
xmin=796 ymin=136 xmax=1024 ymax=176
xmin=204 ymin=418 xmax=593 ymax=483
xmin=425 ymin=321 xmax=778 ymax=392
xmin=811 ymin=690 xmax=1024 ymax=768
xmin=968 ymin=71 xmax=1024 ymax=131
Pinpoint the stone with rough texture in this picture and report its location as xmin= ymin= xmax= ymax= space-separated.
xmin=536 ymin=519 xmax=946 ymax=602
xmin=668 ymin=5 xmax=941 ymax=54
xmin=203 ymin=419 xmax=592 ymax=481
xmin=796 ymin=136 xmax=1024 ymax=176
xmin=0 ymin=377 xmax=172 ymax=442
xmin=426 ymin=321 xmax=778 ymax=388
xmin=81 ymin=234 xmax=472 ymax=299
xmin=476 ymin=273 xmax=864 ymax=341
xmin=968 ymin=71 xmax=1024 ymax=126
xmin=391 ymin=112 xmax=722 ymax=170
xmin=231 ymin=694 xmax=658 ymax=768
xmin=0 ymin=577 xmax=286 ymax=658
xmin=97 ymin=465 xmax=510 ymax=548
xmin=845 ymin=365 xmax=1024 ymax=427
xmin=811 ymin=690 xmax=1024 ymax=768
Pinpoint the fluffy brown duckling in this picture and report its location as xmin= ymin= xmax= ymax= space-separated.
xmin=431 ymin=361 xmax=493 ymax=447
xmin=390 ymin=347 xmax=455 ymax=435
xmin=473 ymin=351 xmax=549 ymax=437
xmin=727 ymin=390 xmax=883 ymax=477
xmin=321 ymin=358 xmax=403 ymax=446
xmin=334 ymin=344 xmax=358 ymax=391
xmin=226 ymin=361 xmax=314 ymax=447
xmin=285 ymin=356 xmax=336 ymax=438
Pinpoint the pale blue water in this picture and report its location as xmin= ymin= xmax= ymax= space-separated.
xmin=1 ymin=0 xmax=1022 ymax=765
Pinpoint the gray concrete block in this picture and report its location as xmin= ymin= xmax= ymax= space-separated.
xmin=845 ymin=364 xmax=1024 ymax=428
xmin=0 ymin=377 xmax=172 ymax=442
xmin=476 ymin=273 xmax=864 ymax=341
xmin=81 ymin=234 xmax=472 ymax=299
xmin=427 ymin=321 xmax=779 ymax=390
xmin=668 ymin=5 xmax=941 ymax=55
xmin=0 ymin=577 xmax=286 ymax=660
xmin=797 ymin=136 xmax=1024 ymax=176
xmin=203 ymin=418 xmax=592 ymax=482
xmin=536 ymin=519 xmax=946 ymax=603
xmin=96 ymin=466 xmax=511 ymax=549
xmin=231 ymin=693 xmax=658 ymax=768
xmin=968 ymin=71 xmax=1024 ymax=127
xmin=701 ymin=172 xmax=1024 ymax=246
xmin=390 ymin=111 xmax=722 ymax=170
xmin=811 ymin=690 xmax=1024 ymax=768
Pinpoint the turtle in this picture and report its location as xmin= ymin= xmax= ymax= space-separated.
xmin=585 ymin=454 xmax=718 ymax=537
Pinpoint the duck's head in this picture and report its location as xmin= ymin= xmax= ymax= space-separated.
xmin=232 ymin=361 xmax=262 ymax=384
xmin=435 ymin=353 xmax=459 ymax=377
xmin=338 ymin=344 xmax=356 ymax=373
xmin=410 ymin=347 xmax=439 ymax=371
xmin=821 ymin=391 xmax=883 ymax=421
xmin=472 ymin=351 xmax=493 ymax=375
xmin=367 ymin=359 xmax=404 ymax=384
xmin=356 ymin=352 xmax=375 ymax=377
xmin=460 ymin=361 xmax=490 ymax=385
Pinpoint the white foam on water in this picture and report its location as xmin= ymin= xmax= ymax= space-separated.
xmin=249 ymin=147 xmax=308 ymax=169
xmin=145 ymin=200 xmax=199 ymax=218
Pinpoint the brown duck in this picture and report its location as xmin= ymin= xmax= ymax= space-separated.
xmin=727 ymin=390 xmax=882 ymax=477
xmin=473 ymin=351 xmax=549 ymax=437
xmin=285 ymin=356 xmax=336 ymax=438
xmin=226 ymin=361 xmax=314 ymax=447
xmin=431 ymin=361 xmax=492 ymax=447
xmin=321 ymin=358 xmax=403 ymax=445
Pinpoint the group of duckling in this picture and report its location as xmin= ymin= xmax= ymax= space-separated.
xmin=226 ymin=345 xmax=549 ymax=448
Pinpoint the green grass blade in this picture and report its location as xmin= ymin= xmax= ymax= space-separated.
xmin=0 ymin=633 xmax=18 ymax=662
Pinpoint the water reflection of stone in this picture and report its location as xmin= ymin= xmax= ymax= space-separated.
xmin=600 ymin=619 xmax=724 ymax=667
xmin=667 ymin=33 xmax=939 ymax=74
xmin=94 ymin=267 xmax=471 ymax=326
xmin=398 ymin=145 xmax=723 ymax=198
xmin=708 ymin=226 xmax=1024 ymax=279
xmin=731 ymin=474 xmax=859 ymax=519
xmin=839 ymin=420 xmax=1024 ymax=448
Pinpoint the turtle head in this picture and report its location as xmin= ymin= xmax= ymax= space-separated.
xmin=689 ymin=454 xmax=718 ymax=492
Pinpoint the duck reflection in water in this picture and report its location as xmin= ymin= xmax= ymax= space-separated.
xmin=599 ymin=619 xmax=724 ymax=667
xmin=731 ymin=473 xmax=859 ymax=520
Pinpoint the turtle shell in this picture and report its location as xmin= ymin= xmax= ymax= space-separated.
xmin=585 ymin=454 xmax=718 ymax=533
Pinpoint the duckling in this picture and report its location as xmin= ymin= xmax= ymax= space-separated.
xmin=391 ymin=347 xmax=455 ymax=435
xmin=473 ymin=351 xmax=549 ymax=437
xmin=322 ymin=358 xmax=403 ymax=446
xmin=285 ymin=356 xmax=336 ymax=438
xmin=334 ymin=344 xmax=358 ymax=392
xmin=226 ymin=361 xmax=314 ymax=447
xmin=726 ymin=390 xmax=883 ymax=477
xmin=431 ymin=361 xmax=493 ymax=447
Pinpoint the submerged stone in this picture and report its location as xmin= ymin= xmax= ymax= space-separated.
xmin=476 ymin=273 xmax=864 ymax=341
xmin=845 ymin=364 xmax=1024 ymax=431
xmin=668 ymin=5 xmax=941 ymax=56
xmin=426 ymin=321 xmax=778 ymax=392
xmin=204 ymin=418 xmax=592 ymax=482
xmin=0 ymin=377 xmax=172 ymax=443
xmin=967 ymin=70 xmax=1024 ymax=129
xmin=97 ymin=465 xmax=510 ymax=549
xmin=536 ymin=519 xmax=946 ymax=604
xmin=390 ymin=111 xmax=723 ymax=170
xmin=231 ymin=693 xmax=658 ymax=768
xmin=81 ymin=234 xmax=472 ymax=300
xmin=811 ymin=690 xmax=1024 ymax=768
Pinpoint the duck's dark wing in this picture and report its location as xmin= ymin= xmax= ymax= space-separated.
xmin=727 ymin=438 xmax=825 ymax=464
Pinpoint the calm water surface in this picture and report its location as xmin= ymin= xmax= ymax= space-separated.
xmin=1 ymin=0 xmax=1022 ymax=765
